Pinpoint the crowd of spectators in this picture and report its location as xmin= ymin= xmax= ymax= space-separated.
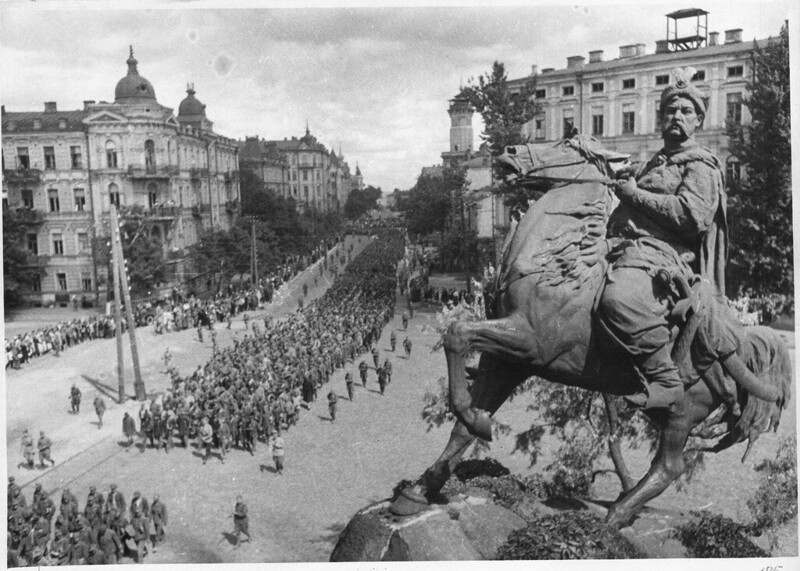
xmin=4 ymin=236 xmax=347 ymax=370
xmin=7 ymin=478 xmax=166 ymax=566
xmin=127 ymin=229 xmax=404 ymax=464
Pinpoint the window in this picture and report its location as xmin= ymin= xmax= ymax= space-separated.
xmin=591 ymin=82 xmax=604 ymax=93
xmin=727 ymin=93 xmax=743 ymax=125
xmin=655 ymin=101 xmax=663 ymax=132
xmin=53 ymin=233 xmax=64 ymax=255
xmin=48 ymin=189 xmax=60 ymax=212
xmin=535 ymin=89 xmax=546 ymax=99
xmin=592 ymin=114 xmax=604 ymax=136
xmin=74 ymin=188 xmax=86 ymax=211
xmin=727 ymin=65 xmax=744 ymax=78
xmin=692 ymin=70 xmax=706 ymax=81
xmin=106 ymin=141 xmax=118 ymax=168
xmin=57 ymin=273 xmax=68 ymax=291
xmin=17 ymin=147 xmax=30 ymax=169
xmin=148 ymin=183 xmax=158 ymax=208
xmin=534 ymin=117 xmax=545 ymax=140
xmin=562 ymin=85 xmax=575 ymax=96
xmin=303 ymin=171 xmax=308 ymax=181
xmin=77 ymin=232 xmax=89 ymax=254
xmin=27 ymin=233 xmax=38 ymax=255
xmin=622 ymin=104 xmax=635 ymax=134
xmin=70 ymin=146 xmax=82 ymax=169
xmin=655 ymin=74 xmax=669 ymax=86
xmin=726 ymin=157 xmax=742 ymax=188
xmin=44 ymin=146 xmax=56 ymax=170
xmin=82 ymin=273 xmax=93 ymax=292
xmin=108 ymin=182 xmax=120 ymax=208
xmin=31 ymin=274 xmax=42 ymax=293
xmin=21 ymin=189 xmax=34 ymax=209
xmin=145 ymin=140 xmax=156 ymax=172
xmin=562 ymin=111 xmax=575 ymax=138
xmin=622 ymin=78 xmax=636 ymax=89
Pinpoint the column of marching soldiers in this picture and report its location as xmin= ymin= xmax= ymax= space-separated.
xmin=7 ymin=227 xmax=411 ymax=566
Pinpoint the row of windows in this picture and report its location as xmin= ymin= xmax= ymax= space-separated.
xmin=28 ymin=272 xmax=92 ymax=293
xmin=532 ymin=92 xmax=744 ymax=139
xmin=14 ymin=146 xmax=83 ymax=170
xmin=27 ymin=230 xmax=90 ymax=257
xmin=535 ymin=66 xmax=742 ymax=100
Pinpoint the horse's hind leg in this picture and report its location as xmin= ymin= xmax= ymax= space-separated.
xmin=390 ymin=354 xmax=532 ymax=515
xmin=605 ymin=384 xmax=713 ymax=527
xmin=444 ymin=316 xmax=536 ymax=440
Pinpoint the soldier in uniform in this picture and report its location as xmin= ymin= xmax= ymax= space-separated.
xmin=371 ymin=344 xmax=380 ymax=368
xmin=19 ymin=429 xmax=36 ymax=469
xmin=70 ymin=384 xmax=82 ymax=414
xmin=390 ymin=330 xmax=397 ymax=352
xmin=345 ymin=371 xmax=355 ymax=401
xmin=403 ymin=336 xmax=412 ymax=359
xmin=199 ymin=416 xmax=214 ymax=465
xmin=106 ymin=484 xmax=126 ymax=516
xmin=377 ymin=366 xmax=388 ymax=396
xmin=150 ymin=494 xmax=168 ymax=552
xmin=122 ymin=412 xmax=137 ymax=450
xmin=598 ymin=67 xmax=730 ymax=412
xmin=271 ymin=431 xmax=285 ymax=475
xmin=327 ymin=390 xmax=338 ymax=422
xmin=358 ymin=360 xmax=369 ymax=387
xmin=232 ymin=495 xmax=251 ymax=548
xmin=37 ymin=431 xmax=55 ymax=468
xmin=93 ymin=394 xmax=106 ymax=429
xmin=383 ymin=358 xmax=393 ymax=383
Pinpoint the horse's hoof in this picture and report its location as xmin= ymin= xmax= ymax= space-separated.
xmin=389 ymin=486 xmax=429 ymax=516
xmin=471 ymin=408 xmax=493 ymax=441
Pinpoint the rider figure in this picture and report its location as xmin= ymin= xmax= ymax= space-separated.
xmin=598 ymin=67 xmax=731 ymax=412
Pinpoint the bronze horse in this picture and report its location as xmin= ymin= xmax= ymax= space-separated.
xmin=392 ymin=136 xmax=791 ymax=527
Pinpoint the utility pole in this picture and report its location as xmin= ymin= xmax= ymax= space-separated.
xmin=111 ymin=236 xmax=125 ymax=404
xmin=251 ymin=220 xmax=258 ymax=288
xmin=110 ymin=205 xmax=146 ymax=401
xmin=459 ymin=183 xmax=472 ymax=296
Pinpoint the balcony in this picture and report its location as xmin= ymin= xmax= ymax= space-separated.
xmin=191 ymin=204 xmax=211 ymax=217
xmin=15 ymin=208 xmax=45 ymax=225
xmin=224 ymin=198 xmax=240 ymax=213
xmin=144 ymin=204 xmax=182 ymax=220
xmin=190 ymin=167 xmax=209 ymax=180
xmin=3 ymin=168 xmax=42 ymax=184
xmin=127 ymin=164 xmax=179 ymax=179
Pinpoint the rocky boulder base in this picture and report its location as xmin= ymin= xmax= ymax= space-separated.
xmin=330 ymin=494 xmax=527 ymax=561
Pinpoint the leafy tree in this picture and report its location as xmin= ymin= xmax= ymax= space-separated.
xmin=726 ymin=23 xmax=792 ymax=299
xmin=403 ymin=167 xmax=466 ymax=239
xmin=460 ymin=61 xmax=541 ymax=212
xmin=3 ymin=208 xmax=44 ymax=305
xmin=344 ymin=185 xmax=382 ymax=219
xmin=114 ymin=206 xmax=167 ymax=295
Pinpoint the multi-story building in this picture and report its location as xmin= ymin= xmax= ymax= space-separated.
xmin=243 ymin=127 xmax=358 ymax=213
xmin=509 ymin=9 xmax=770 ymax=185
xmin=1 ymin=48 xmax=240 ymax=306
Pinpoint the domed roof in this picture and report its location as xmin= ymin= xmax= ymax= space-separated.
xmin=178 ymin=83 xmax=206 ymax=117
xmin=114 ymin=46 xmax=157 ymax=104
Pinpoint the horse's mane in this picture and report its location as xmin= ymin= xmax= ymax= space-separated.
xmin=500 ymin=137 xmax=616 ymax=292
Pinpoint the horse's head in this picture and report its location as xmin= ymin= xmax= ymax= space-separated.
xmin=496 ymin=135 xmax=629 ymax=189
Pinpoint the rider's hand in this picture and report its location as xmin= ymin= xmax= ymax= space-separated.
xmin=613 ymin=176 xmax=638 ymax=201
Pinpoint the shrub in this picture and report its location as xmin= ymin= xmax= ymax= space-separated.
xmin=675 ymin=511 xmax=768 ymax=558
xmin=497 ymin=511 xmax=643 ymax=559
xmin=748 ymin=436 xmax=798 ymax=532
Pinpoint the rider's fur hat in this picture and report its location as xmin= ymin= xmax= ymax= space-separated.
xmin=659 ymin=67 xmax=709 ymax=116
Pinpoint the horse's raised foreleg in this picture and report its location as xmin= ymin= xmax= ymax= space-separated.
xmin=605 ymin=384 xmax=713 ymax=527
xmin=444 ymin=316 xmax=536 ymax=440
xmin=390 ymin=354 xmax=532 ymax=516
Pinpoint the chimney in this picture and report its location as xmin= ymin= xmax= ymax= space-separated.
xmin=531 ymin=65 xmax=539 ymax=75
xmin=709 ymin=31 xmax=720 ymax=46
xmin=635 ymin=43 xmax=646 ymax=56
xmin=655 ymin=40 xmax=670 ymax=54
xmin=619 ymin=44 xmax=637 ymax=59
xmin=542 ymin=68 xmax=555 ymax=74
xmin=589 ymin=50 xmax=604 ymax=63
xmin=83 ymin=100 xmax=95 ymax=109
xmin=725 ymin=29 xmax=743 ymax=44
xmin=44 ymin=101 xmax=57 ymax=112
xmin=567 ymin=55 xmax=585 ymax=69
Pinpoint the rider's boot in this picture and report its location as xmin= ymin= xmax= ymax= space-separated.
xmin=625 ymin=346 xmax=685 ymax=413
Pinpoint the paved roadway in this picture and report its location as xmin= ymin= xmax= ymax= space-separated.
xmin=5 ymin=241 xmax=797 ymax=561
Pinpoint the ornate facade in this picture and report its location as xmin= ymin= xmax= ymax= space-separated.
xmin=2 ymin=48 xmax=240 ymax=306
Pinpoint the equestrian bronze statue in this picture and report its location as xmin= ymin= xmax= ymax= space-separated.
xmin=391 ymin=122 xmax=790 ymax=527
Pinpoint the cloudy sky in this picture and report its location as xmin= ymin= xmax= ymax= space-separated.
xmin=0 ymin=1 xmax=793 ymax=192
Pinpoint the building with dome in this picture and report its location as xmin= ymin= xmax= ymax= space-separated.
xmin=1 ymin=47 xmax=240 ymax=306
xmin=239 ymin=126 xmax=358 ymax=214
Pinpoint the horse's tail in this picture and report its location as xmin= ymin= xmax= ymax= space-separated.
xmin=706 ymin=326 xmax=792 ymax=461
